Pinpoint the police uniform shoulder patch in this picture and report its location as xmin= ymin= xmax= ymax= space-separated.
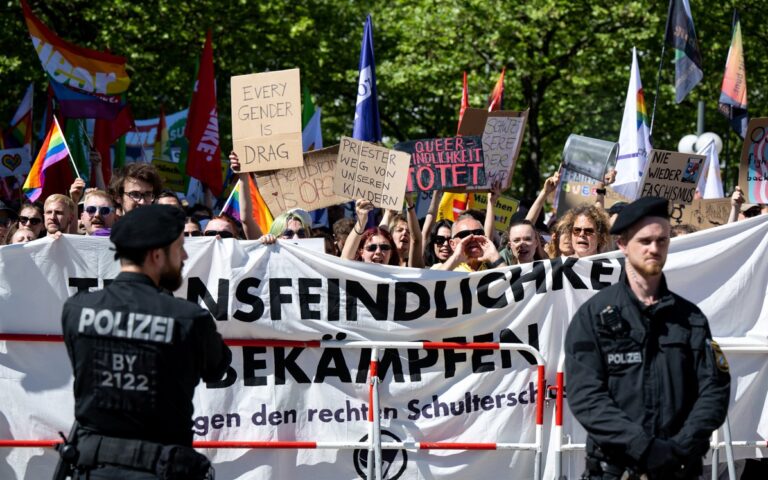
xmin=708 ymin=339 xmax=729 ymax=373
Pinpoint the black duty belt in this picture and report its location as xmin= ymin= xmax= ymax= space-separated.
xmin=75 ymin=433 xmax=213 ymax=480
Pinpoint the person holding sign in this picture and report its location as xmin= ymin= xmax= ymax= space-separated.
xmin=565 ymin=197 xmax=730 ymax=479
xmin=228 ymin=150 xmax=265 ymax=240
xmin=379 ymin=194 xmax=424 ymax=268
xmin=341 ymin=199 xmax=400 ymax=266
xmin=433 ymin=213 xmax=506 ymax=272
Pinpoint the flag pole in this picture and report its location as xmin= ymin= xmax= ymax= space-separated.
xmin=649 ymin=0 xmax=674 ymax=147
xmin=53 ymin=116 xmax=81 ymax=179
xmin=219 ymin=178 xmax=241 ymax=214
xmin=77 ymin=119 xmax=96 ymax=150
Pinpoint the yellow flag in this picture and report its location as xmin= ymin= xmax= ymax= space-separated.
xmin=437 ymin=193 xmax=468 ymax=222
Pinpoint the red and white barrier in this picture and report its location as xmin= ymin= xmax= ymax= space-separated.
xmin=0 ymin=335 xmax=547 ymax=480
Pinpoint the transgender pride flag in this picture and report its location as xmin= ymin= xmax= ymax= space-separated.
xmin=23 ymin=117 xmax=71 ymax=201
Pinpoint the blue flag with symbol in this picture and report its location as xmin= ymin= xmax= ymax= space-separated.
xmin=352 ymin=14 xmax=381 ymax=142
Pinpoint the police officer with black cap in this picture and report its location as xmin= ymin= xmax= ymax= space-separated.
xmin=58 ymin=204 xmax=231 ymax=479
xmin=565 ymin=196 xmax=730 ymax=479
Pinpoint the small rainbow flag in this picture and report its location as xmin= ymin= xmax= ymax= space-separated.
xmin=221 ymin=175 xmax=274 ymax=233
xmin=23 ymin=117 xmax=70 ymax=202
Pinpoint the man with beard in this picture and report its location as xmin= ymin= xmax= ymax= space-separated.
xmin=59 ymin=205 xmax=231 ymax=479
xmin=43 ymin=194 xmax=77 ymax=237
xmin=565 ymin=197 xmax=730 ymax=479
xmin=435 ymin=214 xmax=505 ymax=272
xmin=80 ymin=190 xmax=117 ymax=236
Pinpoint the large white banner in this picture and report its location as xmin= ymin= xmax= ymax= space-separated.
xmin=0 ymin=216 xmax=767 ymax=479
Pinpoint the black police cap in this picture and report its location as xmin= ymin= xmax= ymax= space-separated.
xmin=110 ymin=204 xmax=185 ymax=250
xmin=609 ymin=196 xmax=669 ymax=235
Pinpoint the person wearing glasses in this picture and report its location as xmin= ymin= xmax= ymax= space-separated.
xmin=341 ymin=199 xmax=400 ymax=266
xmin=202 ymin=215 xmax=239 ymax=239
xmin=80 ymin=190 xmax=117 ymax=236
xmin=184 ymin=217 xmax=202 ymax=237
xmin=108 ymin=163 xmax=163 ymax=215
xmin=424 ymin=219 xmax=453 ymax=268
xmin=433 ymin=213 xmax=505 ymax=272
xmin=17 ymin=202 xmax=45 ymax=238
xmin=567 ymin=205 xmax=611 ymax=258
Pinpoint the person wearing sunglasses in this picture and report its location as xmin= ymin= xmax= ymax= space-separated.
xmin=341 ymin=199 xmax=399 ymax=266
xmin=203 ymin=214 xmax=239 ymax=239
xmin=17 ymin=202 xmax=45 ymax=238
xmin=424 ymin=219 xmax=454 ymax=267
xmin=433 ymin=213 xmax=505 ymax=272
xmin=184 ymin=217 xmax=203 ymax=237
xmin=108 ymin=162 xmax=163 ymax=214
xmin=567 ymin=205 xmax=611 ymax=258
xmin=353 ymin=228 xmax=399 ymax=265
xmin=81 ymin=190 xmax=117 ymax=236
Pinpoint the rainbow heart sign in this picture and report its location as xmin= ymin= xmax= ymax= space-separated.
xmin=0 ymin=147 xmax=32 ymax=177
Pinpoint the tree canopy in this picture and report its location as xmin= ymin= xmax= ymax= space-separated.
xmin=1 ymin=0 xmax=766 ymax=199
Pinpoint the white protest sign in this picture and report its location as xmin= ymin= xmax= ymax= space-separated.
xmin=231 ymin=69 xmax=303 ymax=172
xmin=333 ymin=136 xmax=410 ymax=209
xmin=640 ymin=149 xmax=706 ymax=205
xmin=255 ymin=145 xmax=346 ymax=215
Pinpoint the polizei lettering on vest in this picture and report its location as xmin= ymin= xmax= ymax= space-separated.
xmin=78 ymin=308 xmax=175 ymax=343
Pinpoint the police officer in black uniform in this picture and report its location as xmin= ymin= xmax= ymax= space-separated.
xmin=59 ymin=204 xmax=232 ymax=479
xmin=565 ymin=197 xmax=730 ymax=479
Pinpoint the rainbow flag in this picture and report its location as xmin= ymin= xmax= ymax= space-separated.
xmin=718 ymin=11 xmax=748 ymax=138
xmin=248 ymin=174 xmax=273 ymax=233
xmin=222 ymin=176 xmax=274 ymax=233
xmin=23 ymin=117 xmax=70 ymax=202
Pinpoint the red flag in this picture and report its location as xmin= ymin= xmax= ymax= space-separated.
xmin=487 ymin=68 xmax=505 ymax=111
xmin=93 ymin=103 xmax=134 ymax=184
xmin=457 ymin=71 xmax=469 ymax=134
xmin=185 ymin=30 xmax=223 ymax=196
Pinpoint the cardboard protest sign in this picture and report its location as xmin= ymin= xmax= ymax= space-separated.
xmin=669 ymin=198 xmax=731 ymax=230
xmin=639 ymin=150 xmax=705 ymax=205
xmin=468 ymin=193 xmax=521 ymax=235
xmin=457 ymin=108 xmax=528 ymax=190
xmin=333 ymin=137 xmax=410 ymax=209
xmin=231 ymin=69 xmax=302 ymax=172
xmin=255 ymin=145 xmax=347 ymax=215
xmin=738 ymin=117 xmax=768 ymax=203
xmin=393 ymin=136 xmax=485 ymax=192
xmin=555 ymin=181 xmax=629 ymax=217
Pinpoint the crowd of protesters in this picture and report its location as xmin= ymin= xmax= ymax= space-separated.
xmin=1 ymin=151 xmax=766 ymax=273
